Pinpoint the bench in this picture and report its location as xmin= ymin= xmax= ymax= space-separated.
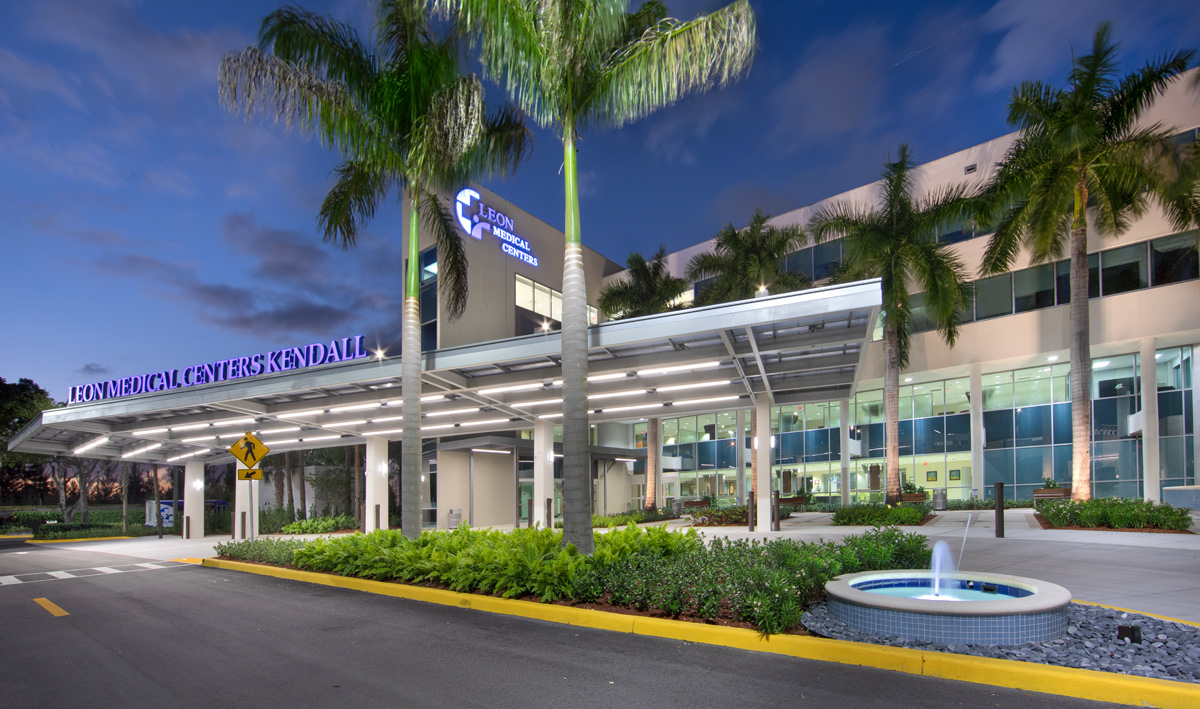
xmin=682 ymin=500 xmax=710 ymax=510
xmin=776 ymin=496 xmax=810 ymax=507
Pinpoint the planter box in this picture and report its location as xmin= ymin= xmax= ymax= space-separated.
xmin=1033 ymin=488 xmax=1071 ymax=500
xmin=900 ymin=493 xmax=929 ymax=503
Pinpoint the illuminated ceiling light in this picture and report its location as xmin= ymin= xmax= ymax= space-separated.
xmin=478 ymin=382 xmax=547 ymax=396
xmin=73 ymin=436 xmax=109 ymax=455
xmin=1048 ymin=355 xmax=1059 ymax=362
xmin=425 ymin=407 xmax=481 ymax=418
xmin=301 ymin=435 xmax=340 ymax=442
xmin=373 ymin=429 xmax=403 ymax=436
xmin=329 ymin=402 xmax=382 ymax=413
xmin=278 ymin=409 xmax=327 ymax=419
xmin=471 ymin=448 xmax=511 ymax=455
xmin=1155 ymin=353 xmax=1162 ymax=360
xmin=652 ymin=380 xmax=731 ymax=393
xmin=182 ymin=435 xmax=217 ymax=443
xmin=371 ymin=415 xmax=403 ymax=424
xmin=674 ymin=395 xmax=741 ymax=407
xmin=420 ymin=393 xmax=448 ymax=403
xmin=1093 ymin=360 xmax=1111 ymax=369
xmin=904 ymin=377 xmax=913 ymax=383
xmin=637 ymin=361 xmax=721 ymax=377
xmin=587 ymin=390 xmax=643 ymax=401
xmin=217 ymin=433 xmax=244 ymax=439
xmin=122 ymin=443 xmax=162 ymax=459
xmin=212 ymin=418 xmax=255 ymax=427
xmin=171 ymin=422 xmax=211 ymax=432
xmin=376 ymin=350 xmax=386 ymax=360
xmin=541 ymin=321 xmax=552 ymax=332
xmin=323 ymin=420 xmax=366 ymax=428
xmin=167 ymin=451 xmax=197 ymax=462
xmin=258 ymin=426 xmax=299 ymax=435
xmin=614 ymin=458 xmax=637 ymax=462
xmin=262 ymin=438 xmax=299 ymax=445
xmin=131 ymin=427 xmax=168 ymax=436
xmin=421 ymin=423 xmax=455 ymax=432
xmin=598 ymin=403 xmax=664 ymax=414
xmin=538 ymin=413 xmax=563 ymax=419
xmin=458 ymin=418 xmax=509 ymax=427
xmin=588 ymin=371 xmax=628 ymax=382
xmin=510 ymin=398 xmax=559 ymax=408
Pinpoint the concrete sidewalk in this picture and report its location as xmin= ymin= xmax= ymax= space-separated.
xmin=31 ymin=509 xmax=1200 ymax=624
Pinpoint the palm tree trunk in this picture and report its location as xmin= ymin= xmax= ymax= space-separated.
xmin=285 ymin=451 xmax=295 ymax=521
xmin=152 ymin=465 xmax=163 ymax=539
xmin=401 ymin=189 xmax=423 ymax=539
xmin=560 ymin=122 xmax=594 ymax=555
xmin=644 ymin=418 xmax=659 ymax=511
xmin=1069 ymin=214 xmax=1093 ymax=500
xmin=121 ymin=462 xmax=130 ymax=536
xmin=884 ymin=322 xmax=901 ymax=505
xmin=354 ymin=444 xmax=362 ymax=523
xmin=297 ymin=453 xmax=307 ymax=520
xmin=274 ymin=455 xmax=285 ymax=508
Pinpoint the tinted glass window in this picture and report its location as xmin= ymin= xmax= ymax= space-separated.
xmin=804 ymin=429 xmax=830 ymax=458
xmin=974 ymin=273 xmax=1013 ymax=320
xmin=420 ymin=321 xmax=437 ymax=351
xmin=983 ymin=449 xmax=1015 ymax=494
xmin=1052 ymin=444 xmax=1073 ymax=486
xmin=813 ymin=240 xmax=842 ymax=280
xmin=1052 ymin=403 xmax=1072 ymax=445
xmin=909 ymin=292 xmax=936 ymax=333
xmin=1159 ymin=391 xmax=1186 ymax=437
xmin=1101 ymin=243 xmax=1149 ymax=295
xmin=788 ymin=247 xmax=814 ymax=281
xmin=1015 ymin=405 xmax=1053 ymax=447
xmin=1055 ymin=254 xmax=1100 ymax=303
xmin=913 ymin=417 xmax=945 ymax=455
xmin=779 ymin=431 xmax=803 ymax=465
xmin=897 ymin=420 xmax=913 ymax=456
xmin=1013 ymin=263 xmax=1055 ymax=312
xmin=945 ymin=413 xmax=970 ymax=452
xmin=1015 ymin=446 xmax=1053 ymax=485
xmin=717 ymin=440 xmax=736 ymax=468
xmin=984 ymin=409 xmax=1014 ymax=449
xmin=1151 ymin=232 xmax=1199 ymax=286
xmin=697 ymin=441 xmax=716 ymax=469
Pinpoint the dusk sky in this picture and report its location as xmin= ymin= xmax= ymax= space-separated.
xmin=2 ymin=0 xmax=1197 ymax=403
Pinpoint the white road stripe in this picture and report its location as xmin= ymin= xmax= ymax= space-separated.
xmin=0 ymin=576 xmax=20 ymax=585
xmin=47 ymin=571 xmax=74 ymax=579
xmin=94 ymin=567 xmax=120 ymax=574
xmin=135 ymin=563 xmax=162 ymax=569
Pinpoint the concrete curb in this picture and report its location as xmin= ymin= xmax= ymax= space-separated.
xmin=25 ymin=536 xmax=135 ymax=544
xmin=201 ymin=558 xmax=1200 ymax=708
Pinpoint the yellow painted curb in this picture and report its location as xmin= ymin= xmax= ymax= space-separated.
xmin=172 ymin=558 xmax=203 ymax=564
xmin=201 ymin=558 xmax=1200 ymax=709
xmin=26 ymin=536 xmax=134 ymax=544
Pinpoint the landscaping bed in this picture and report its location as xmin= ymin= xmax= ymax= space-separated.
xmin=1034 ymin=498 xmax=1193 ymax=532
xmin=214 ymin=524 xmax=931 ymax=635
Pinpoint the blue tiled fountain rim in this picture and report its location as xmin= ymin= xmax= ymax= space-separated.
xmin=827 ymin=597 xmax=1067 ymax=645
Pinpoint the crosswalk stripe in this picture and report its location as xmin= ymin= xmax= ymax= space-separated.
xmin=0 ymin=576 xmax=20 ymax=585
xmin=94 ymin=567 xmax=120 ymax=574
xmin=47 ymin=571 xmax=74 ymax=579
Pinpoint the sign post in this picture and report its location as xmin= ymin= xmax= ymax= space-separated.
xmin=229 ymin=432 xmax=270 ymax=541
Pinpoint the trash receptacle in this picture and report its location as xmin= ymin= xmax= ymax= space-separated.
xmin=932 ymin=488 xmax=947 ymax=511
xmin=447 ymin=508 xmax=462 ymax=527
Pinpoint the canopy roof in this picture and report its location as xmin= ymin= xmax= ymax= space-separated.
xmin=10 ymin=280 xmax=880 ymax=466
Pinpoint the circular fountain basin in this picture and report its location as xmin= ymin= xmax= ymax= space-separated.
xmin=824 ymin=570 xmax=1072 ymax=645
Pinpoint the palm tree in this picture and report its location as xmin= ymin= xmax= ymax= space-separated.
xmin=440 ymin=0 xmax=756 ymax=553
xmin=598 ymin=246 xmax=688 ymax=319
xmin=219 ymin=2 xmax=530 ymax=538
xmin=976 ymin=23 xmax=1193 ymax=501
xmin=686 ymin=208 xmax=808 ymax=305
xmin=809 ymin=145 xmax=973 ymax=505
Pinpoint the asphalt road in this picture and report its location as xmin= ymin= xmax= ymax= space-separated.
xmin=1 ymin=540 xmax=1140 ymax=709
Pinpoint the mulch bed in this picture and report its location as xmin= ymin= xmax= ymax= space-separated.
xmin=1032 ymin=513 xmax=1194 ymax=534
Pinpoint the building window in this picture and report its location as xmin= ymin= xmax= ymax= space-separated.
xmin=515 ymin=274 xmax=598 ymax=334
xmin=418 ymin=247 xmax=438 ymax=351
xmin=1151 ymin=231 xmax=1198 ymax=286
xmin=1013 ymin=263 xmax=1055 ymax=313
xmin=1101 ymin=243 xmax=1149 ymax=295
xmin=813 ymin=239 xmax=842 ymax=280
xmin=974 ymin=273 xmax=1013 ymax=320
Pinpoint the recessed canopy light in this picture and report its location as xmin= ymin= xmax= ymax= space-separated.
xmin=1093 ymin=360 xmax=1111 ymax=369
xmin=1048 ymin=355 xmax=1059 ymax=362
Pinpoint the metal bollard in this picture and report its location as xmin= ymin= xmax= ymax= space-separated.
xmin=772 ymin=490 xmax=781 ymax=532
xmin=545 ymin=498 xmax=553 ymax=529
xmin=994 ymin=482 xmax=1005 ymax=538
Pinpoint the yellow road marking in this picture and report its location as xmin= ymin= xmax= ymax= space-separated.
xmin=33 ymin=598 xmax=69 ymax=617
xmin=172 ymin=558 xmax=202 ymax=564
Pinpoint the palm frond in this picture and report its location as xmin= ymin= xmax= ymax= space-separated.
xmin=259 ymin=5 xmax=378 ymax=100
xmin=590 ymin=0 xmax=755 ymax=128
xmin=419 ymin=189 xmax=469 ymax=320
xmin=318 ymin=160 xmax=396 ymax=249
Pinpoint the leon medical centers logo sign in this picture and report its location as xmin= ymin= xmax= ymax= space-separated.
xmin=67 ymin=335 xmax=370 ymax=405
xmin=455 ymin=188 xmax=539 ymax=267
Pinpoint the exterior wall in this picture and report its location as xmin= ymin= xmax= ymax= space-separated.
xmin=436 ymin=451 xmax=470 ymax=529
xmin=470 ymin=451 xmax=516 ymax=528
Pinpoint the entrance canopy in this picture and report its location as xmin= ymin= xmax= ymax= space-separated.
xmin=10 ymin=280 xmax=880 ymax=466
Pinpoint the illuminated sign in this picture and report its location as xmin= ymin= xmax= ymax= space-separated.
xmin=455 ymin=188 xmax=538 ymax=267
xmin=67 ymin=335 xmax=370 ymax=405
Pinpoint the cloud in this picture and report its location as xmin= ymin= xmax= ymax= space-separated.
xmin=143 ymin=167 xmax=198 ymax=197
xmin=25 ymin=0 xmax=246 ymax=102
xmin=221 ymin=213 xmax=334 ymax=289
xmin=642 ymin=91 xmax=737 ymax=166
xmin=75 ymin=362 xmax=110 ymax=377
xmin=0 ymin=48 xmax=85 ymax=112
xmin=766 ymin=24 xmax=890 ymax=152
xmin=576 ymin=170 xmax=601 ymax=199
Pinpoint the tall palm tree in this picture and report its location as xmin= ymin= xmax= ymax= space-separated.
xmin=219 ymin=1 xmax=530 ymax=538
xmin=686 ymin=208 xmax=808 ymax=305
xmin=597 ymin=246 xmax=688 ymax=319
xmin=976 ymin=23 xmax=1193 ymax=501
xmin=809 ymin=145 xmax=973 ymax=505
xmin=440 ymin=0 xmax=756 ymax=553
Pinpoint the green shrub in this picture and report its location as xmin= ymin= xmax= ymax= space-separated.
xmin=32 ymin=523 xmax=130 ymax=540
xmin=215 ymin=537 xmax=308 ymax=565
xmin=281 ymin=514 xmax=359 ymax=535
xmin=259 ymin=506 xmax=299 ymax=534
xmin=831 ymin=504 xmax=927 ymax=526
xmin=1037 ymin=498 xmax=1192 ymax=531
xmin=945 ymin=498 xmax=1034 ymax=510
xmin=86 ymin=509 xmax=148 ymax=526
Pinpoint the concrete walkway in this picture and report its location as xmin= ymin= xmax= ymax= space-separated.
xmin=29 ymin=509 xmax=1200 ymax=624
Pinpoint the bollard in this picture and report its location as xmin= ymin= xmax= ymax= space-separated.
xmin=772 ymin=490 xmax=781 ymax=532
xmin=545 ymin=498 xmax=553 ymax=530
xmin=994 ymin=482 xmax=1005 ymax=538
xmin=527 ymin=499 xmax=534 ymax=528
xmin=748 ymin=496 xmax=755 ymax=532
xmin=374 ymin=504 xmax=380 ymax=532
xmin=185 ymin=516 xmax=190 ymax=540
xmin=240 ymin=511 xmax=247 ymax=540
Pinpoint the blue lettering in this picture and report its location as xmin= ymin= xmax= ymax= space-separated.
xmin=167 ymin=370 xmax=180 ymax=389
xmin=352 ymin=335 xmax=367 ymax=359
xmin=324 ymin=340 xmax=341 ymax=364
xmin=265 ymin=350 xmax=280 ymax=373
xmin=147 ymin=373 xmax=160 ymax=391
xmin=292 ymin=347 xmax=307 ymax=369
xmin=181 ymin=366 xmax=195 ymax=387
xmin=306 ymin=343 xmax=325 ymax=366
xmin=249 ymin=354 xmax=263 ymax=376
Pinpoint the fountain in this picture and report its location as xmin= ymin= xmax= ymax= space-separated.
xmin=823 ymin=541 xmax=1072 ymax=644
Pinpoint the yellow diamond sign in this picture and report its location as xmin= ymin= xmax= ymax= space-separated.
xmin=229 ymin=431 xmax=269 ymax=468
xmin=237 ymin=468 xmax=263 ymax=481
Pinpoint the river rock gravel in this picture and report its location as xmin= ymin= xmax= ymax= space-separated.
xmin=801 ymin=602 xmax=1200 ymax=684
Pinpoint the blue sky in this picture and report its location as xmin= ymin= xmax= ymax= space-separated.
xmin=2 ymin=0 xmax=1197 ymax=402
